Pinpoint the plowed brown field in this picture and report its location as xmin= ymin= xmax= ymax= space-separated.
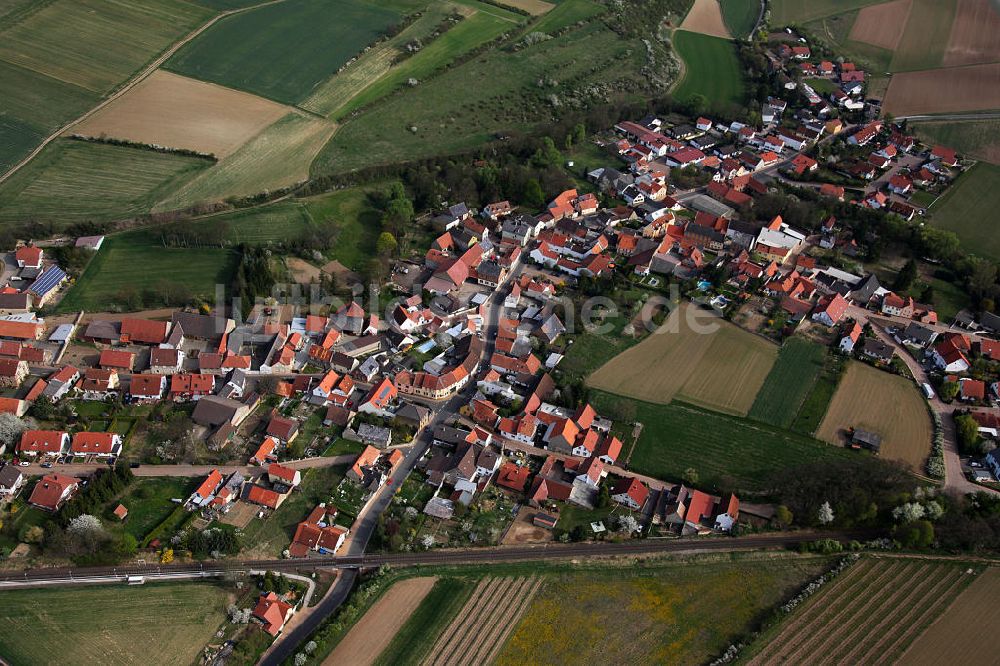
xmin=816 ymin=361 xmax=932 ymax=468
xmin=849 ymin=0 xmax=911 ymax=50
xmin=680 ymin=0 xmax=732 ymax=39
xmin=943 ymin=0 xmax=1000 ymax=67
xmin=898 ymin=567 xmax=1000 ymax=666
xmin=324 ymin=577 xmax=438 ymax=666
xmin=883 ymin=62 xmax=1000 ymax=115
xmin=68 ymin=70 xmax=289 ymax=158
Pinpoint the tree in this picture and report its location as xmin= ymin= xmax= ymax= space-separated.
xmin=0 ymin=413 xmax=27 ymax=450
xmin=894 ymin=519 xmax=934 ymax=548
xmin=775 ymin=505 xmax=793 ymax=527
xmin=893 ymin=259 xmax=918 ymax=291
xmin=892 ymin=502 xmax=926 ymax=523
xmin=375 ymin=232 xmax=398 ymax=258
xmin=22 ymin=525 xmax=44 ymax=544
xmin=683 ymin=468 xmax=699 ymax=486
xmin=818 ymin=501 xmax=835 ymax=525
xmin=29 ymin=394 xmax=55 ymax=420
xmin=939 ymin=381 xmax=959 ymax=402
xmin=522 ymin=179 xmax=545 ymax=208
xmin=955 ymin=414 xmax=984 ymax=454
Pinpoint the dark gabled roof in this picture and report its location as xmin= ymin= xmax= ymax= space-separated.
xmin=849 ymin=273 xmax=880 ymax=303
xmin=171 ymin=311 xmax=228 ymax=339
xmin=982 ymin=311 xmax=1000 ymax=333
xmin=903 ymin=322 xmax=936 ymax=345
xmin=191 ymin=396 xmax=243 ymax=427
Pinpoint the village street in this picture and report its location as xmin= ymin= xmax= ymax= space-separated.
xmin=847 ymin=305 xmax=999 ymax=496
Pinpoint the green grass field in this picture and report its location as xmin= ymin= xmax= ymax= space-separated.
xmin=56 ymin=227 xmax=238 ymax=312
xmin=769 ymin=0 xmax=885 ymax=25
xmin=912 ymin=119 xmax=1000 ymax=166
xmin=498 ymin=557 xmax=831 ymax=665
xmin=790 ymin=354 xmax=845 ymax=435
xmin=374 ymin=578 xmax=476 ymax=666
xmin=299 ymin=3 xmax=459 ymax=117
xmin=166 ymin=0 xmax=403 ymax=104
xmin=591 ymin=391 xmax=858 ymax=492
xmin=156 ymin=113 xmax=338 ymax=211
xmin=529 ymin=0 xmax=604 ymax=34
xmin=0 ymin=0 xmax=213 ymax=94
xmin=303 ymin=186 xmax=384 ymax=270
xmin=202 ymin=201 xmax=317 ymax=245
xmin=749 ymin=337 xmax=827 ymax=428
xmin=0 ymin=60 xmax=98 ymax=172
xmin=930 ymin=162 xmax=1000 ymax=260
xmin=671 ymin=30 xmax=745 ymax=113
xmin=720 ymin=0 xmax=759 ymax=39
xmin=0 ymin=582 xmax=231 ymax=665
xmin=0 ymin=140 xmax=211 ymax=225
xmin=113 ymin=477 xmax=197 ymax=542
xmin=312 ymin=19 xmax=645 ymax=175
xmin=329 ymin=9 xmax=516 ymax=119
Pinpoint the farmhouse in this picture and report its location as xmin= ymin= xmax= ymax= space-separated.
xmin=289 ymin=504 xmax=348 ymax=557
xmin=253 ymin=593 xmax=295 ymax=636
xmin=611 ymin=477 xmax=649 ymax=510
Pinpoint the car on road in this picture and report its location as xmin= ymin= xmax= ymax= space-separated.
xmin=18 ymin=461 xmax=30 ymax=467
xmin=40 ymin=462 xmax=53 ymax=468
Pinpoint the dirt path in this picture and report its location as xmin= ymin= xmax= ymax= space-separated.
xmin=0 ymin=0 xmax=292 ymax=186
xmin=323 ymin=576 xmax=438 ymax=666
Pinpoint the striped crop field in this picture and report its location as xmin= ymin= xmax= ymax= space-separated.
xmin=746 ymin=557 xmax=980 ymax=666
xmin=423 ymin=576 xmax=542 ymax=666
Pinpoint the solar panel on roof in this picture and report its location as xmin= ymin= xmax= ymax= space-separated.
xmin=29 ymin=267 xmax=66 ymax=297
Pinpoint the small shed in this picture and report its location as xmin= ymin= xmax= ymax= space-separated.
xmin=113 ymin=504 xmax=128 ymax=520
xmin=533 ymin=513 xmax=558 ymax=529
xmin=851 ymin=429 xmax=882 ymax=453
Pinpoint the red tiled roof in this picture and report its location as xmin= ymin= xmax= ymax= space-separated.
xmin=28 ymin=473 xmax=78 ymax=510
xmin=246 ymin=484 xmax=281 ymax=509
xmin=268 ymin=462 xmax=298 ymax=484
xmin=71 ymin=432 xmax=118 ymax=455
xmin=99 ymin=349 xmax=134 ymax=369
xmin=496 ymin=462 xmax=530 ymax=492
xmin=18 ymin=430 xmax=66 ymax=454
xmin=120 ymin=318 xmax=169 ymax=344
xmin=253 ymin=592 xmax=293 ymax=636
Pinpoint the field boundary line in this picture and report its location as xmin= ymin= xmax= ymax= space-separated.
xmin=0 ymin=0 xmax=292 ymax=186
